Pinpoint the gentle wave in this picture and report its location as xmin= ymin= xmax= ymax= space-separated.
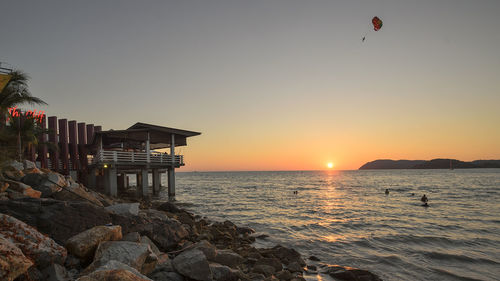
xmin=173 ymin=169 xmax=500 ymax=281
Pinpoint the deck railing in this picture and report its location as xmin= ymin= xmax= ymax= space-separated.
xmin=90 ymin=150 xmax=183 ymax=166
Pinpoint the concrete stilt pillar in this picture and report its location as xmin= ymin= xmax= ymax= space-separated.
xmin=167 ymin=168 xmax=175 ymax=199
xmin=104 ymin=167 xmax=117 ymax=197
xmin=88 ymin=168 xmax=97 ymax=189
xmin=137 ymin=169 xmax=148 ymax=198
xmin=152 ymin=169 xmax=160 ymax=195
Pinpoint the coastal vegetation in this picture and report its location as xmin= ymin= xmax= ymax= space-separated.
xmin=0 ymin=70 xmax=47 ymax=169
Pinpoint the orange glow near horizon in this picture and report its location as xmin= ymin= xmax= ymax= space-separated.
xmin=327 ymin=162 xmax=334 ymax=169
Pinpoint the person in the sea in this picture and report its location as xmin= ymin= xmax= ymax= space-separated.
xmin=385 ymin=189 xmax=389 ymax=195
xmin=421 ymin=194 xmax=428 ymax=204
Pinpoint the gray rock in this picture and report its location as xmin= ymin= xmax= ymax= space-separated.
xmin=275 ymin=270 xmax=293 ymax=280
xmin=149 ymin=271 xmax=185 ymax=281
xmin=192 ymin=240 xmax=217 ymax=260
xmin=123 ymin=232 xmax=141 ymax=242
xmin=141 ymin=235 xmax=161 ymax=256
xmin=9 ymin=160 xmax=25 ymax=171
xmin=172 ymin=249 xmax=212 ymax=281
xmin=88 ymin=241 xmax=156 ymax=274
xmin=22 ymin=172 xmax=63 ymax=197
xmin=210 ymin=263 xmax=240 ymax=281
xmin=252 ymin=264 xmax=275 ymax=276
xmin=0 ymin=236 xmax=33 ymax=281
xmin=0 ymin=213 xmax=67 ymax=268
xmin=78 ymin=260 xmax=153 ymax=281
xmin=0 ymin=198 xmax=113 ymax=245
xmin=52 ymin=182 xmax=104 ymax=207
xmin=23 ymin=160 xmax=37 ymax=170
xmin=4 ymin=179 xmax=41 ymax=198
xmin=214 ymin=249 xmax=244 ymax=268
xmin=286 ymin=261 xmax=303 ymax=273
xmin=111 ymin=213 xmax=189 ymax=251
xmin=41 ymin=264 xmax=71 ymax=281
xmin=322 ymin=265 xmax=382 ymax=281
xmin=65 ymin=225 xmax=122 ymax=260
xmin=255 ymin=257 xmax=282 ymax=272
xmin=105 ymin=202 xmax=140 ymax=216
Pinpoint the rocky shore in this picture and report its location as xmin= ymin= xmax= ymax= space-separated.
xmin=0 ymin=160 xmax=382 ymax=281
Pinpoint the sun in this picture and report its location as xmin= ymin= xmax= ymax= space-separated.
xmin=327 ymin=162 xmax=334 ymax=169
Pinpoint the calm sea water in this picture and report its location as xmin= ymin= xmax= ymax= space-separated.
xmin=162 ymin=169 xmax=500 ymax=281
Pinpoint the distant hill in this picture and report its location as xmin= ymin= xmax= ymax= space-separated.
xmin=359 ymin=159 xmax=500 ymax=170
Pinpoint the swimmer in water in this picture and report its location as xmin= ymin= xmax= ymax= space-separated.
xmin=421 ymin=194 xmax=429 ymax=206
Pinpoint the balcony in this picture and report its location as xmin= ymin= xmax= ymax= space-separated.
xmin=89 ymin=149 xmax=184 ymax=167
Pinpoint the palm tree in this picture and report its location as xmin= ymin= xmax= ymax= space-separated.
xmin=0 ymin=70 xmax=47 ymax=120
xmin=0 ymin=70 xmax=47 ymax=163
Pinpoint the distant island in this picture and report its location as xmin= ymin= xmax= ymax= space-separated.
xmin=359 ymin=159 xmax=500 ymax=170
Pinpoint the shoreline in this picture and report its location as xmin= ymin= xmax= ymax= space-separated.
xmin=0 ymin=160 xmax=382 ymax=281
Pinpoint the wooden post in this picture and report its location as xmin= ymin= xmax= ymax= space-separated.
xmin=48 ymin=116 xmax=59 ymax=172
xmin=38 ymin=115 xmax=48 ymax=168
xmin=58 ymin=119 xmax=69 ymax=175
xmin=78 ymin=122 xmax=87 ymax=184
xmin=86 ymin=124 xmax=94 ymax=144
xmin=68 ymin=120 xmax=78 ymax=170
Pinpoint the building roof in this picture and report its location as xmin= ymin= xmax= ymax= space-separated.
xmin=90 ymin=122 xmax=201 ymax=150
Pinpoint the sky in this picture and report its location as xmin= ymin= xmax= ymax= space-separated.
xmin=2 ymin=0 xmax=500 ymax=171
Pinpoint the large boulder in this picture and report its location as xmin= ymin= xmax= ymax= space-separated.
xmin=210 ymin=263 xmax=240 ymax=281
xmin=4 ymin=180 xmax=41 ymax=198
xmin=322 ymin=265 xmax=382 ymax=281
xmin=260 ymin=245 xmax=306 ymax=266
xmin=172 ymin=249 xmax=212 ymax=281
xmin=7 ymin=160 xmax=24 ymax=172
xmin=214 ymin=249 xmax=244 ymax=269
xmin=0 ymin=236 xmax=33 ymax=281
xmin=157 ymin=202 xmax=182 ymax=213
xmin=192 ymin=240 xmax=217 ymax=261
xmin=65 ymin=225 xmax=122 ymax=260
xmin=105 ymin=203 xmax=140 ymax=216
xmin=77 ymin=260 xmax=153 ymax=281
xmin=3 ymin=169 xmax=25 ymax=181
xmin=41 ymin=263 xmax=72 ymax=281
xmin=22 ymin=172 xmax=64 ymax=197
xmin=0 ymin=198 xmax=112 ymax=245
xmin=0 ymin=213 xmax=67 ymax=268
xmin=255 ymin=257 xmax=283 ymax=272
xmin=111 ymin=213 xmax=188 ymax=251
xmin=140 ymin=235 xmax=161 ymax=256
xmin=23 ymin=160 xmax=37 ymax=170
xmin=149 ymin=271 xmax=185 ymax=281
xmin=52 ymin=182 xmax=103 ymax=207
xmin=85 ymin=241 xmax=157 ymax=274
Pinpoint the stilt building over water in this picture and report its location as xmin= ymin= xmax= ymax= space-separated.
xmin=6 ymin=111 xmax=201 ymax=199
xmin=87 ymin=122 xmax=201 ymax=198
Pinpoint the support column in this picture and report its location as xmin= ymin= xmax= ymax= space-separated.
xmin=104 ymin=166 xmax=117 ymax=197
xmin=137 ymin=169 xmax=148 ymax=198
xmin=168 ymin=134 xmax=176 ymax=199
xmin=152 ymin=169 xmax=160 ymax=195
xmin=88 ymin=168 xmax=97 ymax=189
xmin=167 ymin=168 xmax=175 ymax=199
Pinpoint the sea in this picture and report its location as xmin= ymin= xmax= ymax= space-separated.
xmin=161 ymin=169 xmax=500 ymax=281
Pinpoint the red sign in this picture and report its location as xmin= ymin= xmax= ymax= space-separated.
xmin=7 ymin=106 xmax=45 ymax=123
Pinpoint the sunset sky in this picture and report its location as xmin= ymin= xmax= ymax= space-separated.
xmin=2 ymin=0 xmax=500 ymax=171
